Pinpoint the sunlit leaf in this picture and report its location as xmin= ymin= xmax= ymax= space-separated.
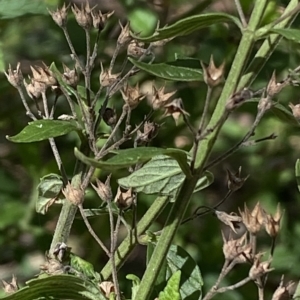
xmin=269 ymin=28 xmax=300 ymax=43
xmin=158 ymin=271 xmax=181 ymax=300
xmin=129 ymin=58 xmax=203 ymax=81
xmin=118 ymin=155 xmax=213 ymax=199
xmin=74 ymin=147 xmax=191 ymax=177
xmin=6 ymin=120 xmax=78 ymax=143
xmin=133 ymin=13 xmax=242 ymax=42
xmin=126 ymin=274 xmax=141 ymax=300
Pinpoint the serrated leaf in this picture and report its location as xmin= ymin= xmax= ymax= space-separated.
xmin=0 ymin=0 xmax=47 ymax=19
xmin=50 ymin=62 xmax=77 ymax=96
xmin=0 ymin=274 xmax=105 ymax=300
xmin=158 ymin=271 xmax=181 ymax=300
xmin=36 ymin=174 xmax=63 ymax=215
xmin=6 ymin=120 xmax=78 ymax=143
xmin=129 ymin=58 xmax=202 ymax=81
xmin=295 ymin=159 xmax=300 ymax=193
xmin=75 ymin=147 xmax=192 ymax=177
xmin=134 ymin=13 xmax=242 ymax=42
xmin=118 ymin=155 xmax=213 ymax=199
xmin=165 ymin=245 xmax=202 ymax=300
xmin=269 ymin=28 xmax=300 ymax=43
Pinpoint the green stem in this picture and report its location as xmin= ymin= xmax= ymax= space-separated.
xmin=134 ymin=0 xmax=269 ymax=299
xmin=100 ymin=195 xmax=169 ymax=280
xmin=49 ymin=172 xmax=82 ymax=254
xmin=238 ymin=0 xmax=299 ymax=89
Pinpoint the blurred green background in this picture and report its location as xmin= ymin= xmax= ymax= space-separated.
xmin=1 ymin=0 xmax=300 ymax=299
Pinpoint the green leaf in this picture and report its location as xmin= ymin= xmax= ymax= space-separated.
xmin=134 ymin=13 xmax=242 ymax=42
xmin=77 ymin=85 xmax=95 ymax=101
xmin=70 ymin=253 xmax=100 ymax=281
xmin=49 ymin=62 xmax=77 ymax=96
xmin=126 ymin=274 xmax=141 ymax=300
xmin=158 ymin=271 xmax=181 ymax=300
xmin=118 ymin=155 xmax=213 ymax=199
xmin=295 ymin=159 xmax=300 ymax=193
xmin=0 ymin=0 xmax=47 ymax=19
xmin=74 ymin=147 xmax=192 ymax=177
xmin=294 ymin=280 xmax=300 ymax=299
xmin=6 ymin=120 xmax=78 ymax=143
xmin=0 ymin=274 xmax=105 ymax=300
xmin=166 ymin=245 xmax=202 ymax=300
xmin=269 ymin=28 xmax=300 ymax=43
xmin=129 ymin=58 xmax=203 ymax=82
xmin=36 ymin=174 xmax=64 ymax=215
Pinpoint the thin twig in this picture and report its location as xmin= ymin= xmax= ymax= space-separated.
xmin=50 ymin=94 xmax=59 ymax=118
xmin=215 ymin=277 xmax=252 ymax=294
xmin=62 ymin=27 xmax=84 ymax=72
xmin=78 ymin=204 xmax=110 ymax=257
xmin=234 ymin=0 xmax=248 ymax=27
xmin=42 ymin=92 xmax=50 ymax=118
xmin=16 ymin=87 xmax=37 ymax=120
xmin=269 ymin=2 xmax=300 ymax=27
xmin=198 ymin=86 xmax=213 ymax=134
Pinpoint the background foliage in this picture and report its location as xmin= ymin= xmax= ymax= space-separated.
xmin=1 ymin=0 xmax=300 ymax=299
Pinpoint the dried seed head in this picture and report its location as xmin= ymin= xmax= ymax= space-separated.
xmin=226 ymin=166 xmax=249 ymax=191
xmin=215 ymin=210 xmax=242 ymax=233
xmin=258 ymin=96 xmax=272 ymax=113
xmin=121 ymin=83 xmax=145 ymax=110
xmin=103 ymin=107 xmax=117 ymax=127
xmin=40 ymin=256 xmax=65 ymax=275
xmin=114 ymin=187 xmax=134 ymax=209
xmin=24 ymin=77 xmax=45 ymax=99
xmin=5 ymin=63 xmax=23 ymax=88
xmin=249 ymin=254 xmax=273 ymax=280
xmin=163 ymin=98 xmax=189 ymax=125
xmin=265 ymin=203 xmax=283 ymax=237
xmin=289 ymin=103 xmax=300 ymax=120
xmin=52 ymin=242 xmax=71 ymax=262
xmin=226 ymin=88 xmax=253 ymax=111
xmin=62 ymin=64 xmax=79 ymax=87
xmin=151 ymin=85 xmax=176 ymax=110
xmin=201 ymin=56 xmax=225 ymax=87
xmin=117 ymin=21 xmax=132 ymax=47
xmin=127 ymin=39 xmax=146 ymax=57
xmin=30 ymin=64 xmax=57 ymax=87
xmin=48 ymin=4 xmax=69 ymax=27
xmin=2 ymin=275 xmax=18 ymax=294
xmin=71 ymin=2 xmax=93 ymax=29
xmin=239 ymin=203 xmax=265 ymax=235
xmin=91 ymin=10 xmax=114 ymax=30
xmin=62 ymin=182 xmax=84 ymax=206
xmin=267 ymin=71 xmax=288 ymax=97
xmin=271 ymin=276 xmax=295 ymax=300
xmin=99 ymin=62 xmax=120 ymax=87
xmin=222 ymin=232 xmax=252 ymax=263
xmin=91 ymin=175 xmax=113 ymax=202
xmin=135 ymin=121 xmax=161 ymax=145
xmin=99 ymin=281 xmax=115 ymax=298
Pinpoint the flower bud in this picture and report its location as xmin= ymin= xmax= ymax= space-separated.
xmin=289 ymin=103 xmax=300 ymax=121
xmin=5 ymin=63 xmax=23 ymax=89
xmin=127 ymin=39 xmax=146 ymax=57
xmin=48 ymin=4 xmax=69 ymax=28
xmin=121 ymin=83 xmax=145 ymax=110
xmin=103 ymin=107 xmax=117 ymax=127
xmin=117 ymin=21 xmax=132 ymax=47
xmin=2 ymin=275 xmax=18 ymax=294
xmin=91 ymin=175 xmax=113 ymax=202
xmin=71 ymin=3 xmax=92 ymax=29
xmin=201 ymin=55 xmax=225 ymax=87
xmin=99 ymin=62 xmax=120 ymax=87
xmin=163 ymin=98 xmax=189 ymax=125
xmin=151 ymin=85 xmax=176 ymax=110
xmin=62 ymin=182 xmax=84 ymax=206
xmin=114 ymin=187 xmax=134 ymax=209
xmin=91 ymin=10 xmax=114 ymax=30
